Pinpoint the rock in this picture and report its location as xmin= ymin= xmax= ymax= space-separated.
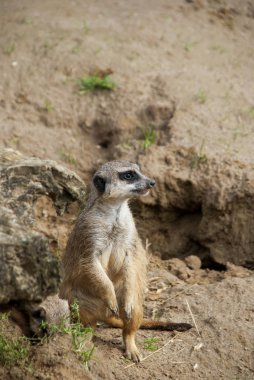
xmin=0 ymin=148 xmax=86 ymax=308
xmin=185 ymin=255 xmax=202 ymax=270
xmin=167 ymin=258 xmax=192 ymax=280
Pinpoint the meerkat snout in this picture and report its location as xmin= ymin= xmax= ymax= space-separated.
xmin=147 ymin=179 xmax=156 ymax=188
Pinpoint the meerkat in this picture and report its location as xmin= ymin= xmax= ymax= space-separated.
xmin=60 ymin=160 xmax=191 ymax=362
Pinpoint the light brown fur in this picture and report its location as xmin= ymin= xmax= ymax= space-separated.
xmin=60 ymin=160 xmax=191 ymax=361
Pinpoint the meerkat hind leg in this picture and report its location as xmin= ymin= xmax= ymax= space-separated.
xmin=104 ymin=315 xmax=141 ymax=362
xmin=123 ymin=326 xmax=142 ymax=362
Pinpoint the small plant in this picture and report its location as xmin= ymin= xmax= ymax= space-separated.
xmin=191 ymin=140 xmax=207 ymax=169
xmin=3 ymin=43 xmax=15 ymax=55
xmin=83 ymin=21 xmax=90 ymax=34
xmin=195 ymin=89 xmax=207 ymax=104
xmin=143 ymin=126 xmax=156 ymax=150
xmin=210 ymin=45 xmax=226 ymax=54
xmin=247 ymin=106 xmax=254 ymax=119
xmin=0 ymin=313 xmax=29 ymax=368
xmin=72 ymin=46 xmax=81 ymax=54
xmin=78 ymin=75 xmax=116 ymax=92
xmin=60 ymin=150 xmax=78 ymax=167
xmin=143 ymin=336 xmax=160 ymax=352
xmin=43 ymin=99 xmax=54 ymax=112
xmin=184 ymin=41 xmax=197 ymax=52
xmin=40 ymin=301 xmax=94 ymax=367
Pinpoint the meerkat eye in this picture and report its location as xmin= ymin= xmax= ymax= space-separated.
xmin=119 ymin=171 xmax=139 ymax=181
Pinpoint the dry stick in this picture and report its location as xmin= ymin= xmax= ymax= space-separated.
xmin=124 ymin=334 xmax=181 ymax=369
xmin=185 ymin=298 xmax=201 ymax=336
xmin=170 ymin=284 xmax=195 ymax=300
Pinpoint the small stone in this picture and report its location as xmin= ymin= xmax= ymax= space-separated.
xmin=185 ymin=255 xmax=202 ymax=270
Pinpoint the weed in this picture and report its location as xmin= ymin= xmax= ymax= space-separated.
xmin=143 ymin=336 xmax=160 ymax=352
xmin=0 ymin=313 xmax=29 ymax=368
xmin=43 ymin=99 xmax=54 ymax=112
xmin=191 ymin=140 xmax=207 ymax=169
xmin=247 ymin=106 xmax=254 ymax=119
xmin=19 ymin=17 xmax=32 ymax=25
xmin=143 ymin=126 xmax=156 ymax=150
xmin=72 ymin=46 xmax=80 ymax=54
xmin=3 ymin=43 xmax=15 ymax=55
xmin=60 ymin=150 xmax=78 ymax=167
xmin=83 ymin=21 xmax=90 ymax=34
xmin=210 ymin=45 xmax=226 ymax=54
xmin=9 ymin=134 xmax=20 ymax=147
xmin=78 ymin=75 xmax=116 ymax=92
xmin=40 ymin=301 xmax=94 ymax=367
xmin=184 ymin=41 xmax=197 ymax=52
xmin=195 ymin=89 xmax=207 ymax=104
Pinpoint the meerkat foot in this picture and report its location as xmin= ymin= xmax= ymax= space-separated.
xmin=123 ymin=331 xmax=142 ymax=362
xmin=125 ymin=344 xmax=142 ymax=363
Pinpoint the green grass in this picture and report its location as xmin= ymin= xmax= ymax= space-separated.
xmin=78 ymin=75 xmax=116 ymax=92
xmin=184 ymin=41 xmax=197 ymax=52
xmin=43 ymin=99 xmax=54 ymax=112
xmin=60 ymin=150 xmax=78 ymax=167
xmin=195 ymin=89 xmax=207 ymax=104
xmin=0 ymin=313 xmax=29 ymax=368
xmin=143 ymin=336 xmax=160 ymax=352
xmin=83 ymin=21 xmax=90 ymax=34
xmin=143 ymin=126 xmax=156 ymax=150
xmin=3 ymin=43 xmax=15 ymax=55
xmin=40 ymin=301 xmax=95 ymax=366
xmin=247 ymin=106 xmax=254 ymax=118
xmin=190 ymin=140 xmax=207 ymax=169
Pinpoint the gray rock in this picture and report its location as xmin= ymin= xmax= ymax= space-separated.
xmin=0 ymin=148 xmax=86 ymax=306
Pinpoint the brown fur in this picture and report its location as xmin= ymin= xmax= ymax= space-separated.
xmin=60 ymin=160 xmax=191 ymax=362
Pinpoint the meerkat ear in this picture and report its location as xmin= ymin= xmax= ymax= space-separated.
xmin=93 ymin=175 xmax=106 ymax=193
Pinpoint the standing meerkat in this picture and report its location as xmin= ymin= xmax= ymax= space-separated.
xmin=60 ymin=160 xmax=191 ymax=362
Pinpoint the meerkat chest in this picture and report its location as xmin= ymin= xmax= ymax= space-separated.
xmin=96 ymin=204 xmax=135 ymax=276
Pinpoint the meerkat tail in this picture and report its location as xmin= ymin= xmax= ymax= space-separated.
xmin=105 ymin=316 xmax=192 ymax=332
xmin=140 ymin=320 xmax=192 ymax=332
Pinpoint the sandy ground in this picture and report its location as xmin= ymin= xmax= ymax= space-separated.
xmin=0 ymin=0 xmax=254 ymax=379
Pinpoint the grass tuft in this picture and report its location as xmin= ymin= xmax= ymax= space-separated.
xmin=78 ymin=75 xmax=116 ymax=92
xmin=3 ymin=43 xmax=15 ymax=55
xmin=40 ymin=301 xmax=94 ymax=366
xmin=190 ymin=140 xmax=207 ymax=169
xmin=0 ymin=313 xmax=29 ymax=368
xmin=143 ymin=336 xmax=160 ymax=352
xmin=195 ymin=89 xmax=207 ymax=104
xmin=143 ymin=126 xmax=156 ymax=150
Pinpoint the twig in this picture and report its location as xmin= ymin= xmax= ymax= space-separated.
xmin=169 ymin=285 xmax=195 ymax=300
xmin=185 ymin=298 xmax=200 ymax=336
xmin=124 ymin=334 xmax=179 ymax=369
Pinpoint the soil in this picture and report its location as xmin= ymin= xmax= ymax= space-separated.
xmin=0 ymin=0 xmax=254 ymax=379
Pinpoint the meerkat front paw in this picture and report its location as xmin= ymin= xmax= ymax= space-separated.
xmin=105 ymin=289 xmax=119 ymax=317
xmin=124 ymin=302 xmax=133 ymax=320
xmin=109 ymin=302 xmax=119 ymax=316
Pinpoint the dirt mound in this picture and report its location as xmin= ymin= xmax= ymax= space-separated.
xmin=136 ymin=145 xmax=254 ymax=267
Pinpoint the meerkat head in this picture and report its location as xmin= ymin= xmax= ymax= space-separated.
xmin=92 ymin=160 xmax=155 ymax=202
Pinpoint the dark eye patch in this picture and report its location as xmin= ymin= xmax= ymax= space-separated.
xmin=93 ymin=175 xmax=106 ymax=193
xmin=119 ymin=170 xmax=139 ymax=182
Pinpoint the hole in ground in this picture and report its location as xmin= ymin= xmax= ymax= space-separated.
xmin=201 ymin=256 xmax=226 ymax=271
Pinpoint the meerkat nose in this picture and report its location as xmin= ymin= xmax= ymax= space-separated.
xmin=148 ymin=180 xmax=156 ymax=188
